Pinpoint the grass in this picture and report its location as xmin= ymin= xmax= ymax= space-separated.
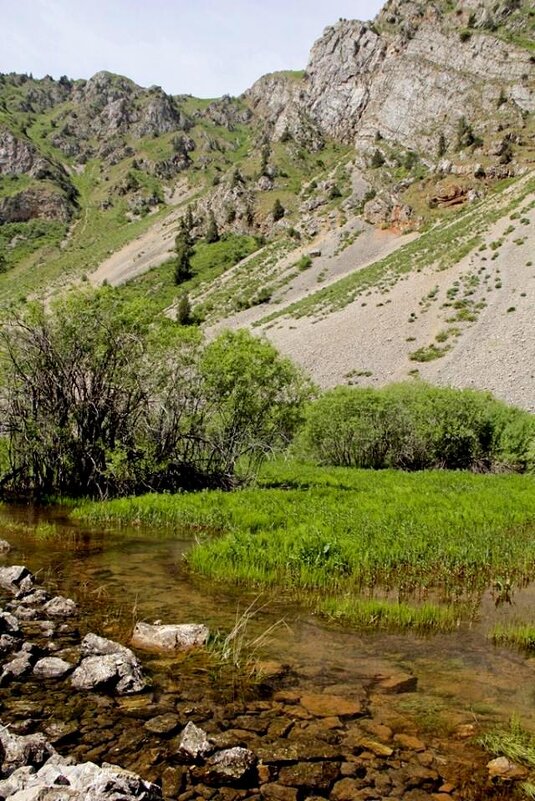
xmin=479 ymin=716 xmax=535 ymax=797
xmin=490 ymin=624 xmax=535 ymax=652
xmin=73 ymin=462 xmax=535 ymax=629
xmin=319 ymin=597 xmax=464 ymax=632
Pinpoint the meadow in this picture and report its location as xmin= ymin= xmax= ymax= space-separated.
xmin=74 ymin=461 xmax=535 ymax=629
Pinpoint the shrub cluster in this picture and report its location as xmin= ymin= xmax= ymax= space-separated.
xmin=0 ymin=289 xmax=311 ymax=498
xmin=295 ymin=383 xmax=534 ymax=472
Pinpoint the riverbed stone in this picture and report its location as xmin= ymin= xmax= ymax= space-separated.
xmin=375 ymin=673 xmax=418 ymax=694
xmin=0 ymin=540 xmax=11 ymax=553
xmin=256 ymin=740 xmax=342 ymax=763
xmin=278 ymin=761 xmax=340 ymax=791
xmin=71 ymin=633 xmax=146 ymax=695
xmin=33 ymin=657 xmax=73 ymax=679
xmin=2 ymin=757 xmax=163 ymax=800
xmin=42 ymin=596 xmax=77 ymax=618
xmin=260 ymin=784 xmax=298 ymax=801
xmin=177 ymin=721 xmax=213 ymax=760
xmin=144 ymin=713 xmax=181 ymax=736
xmin=131 ymin=622 xmax=209 ymax=653
xmin=0 ymin=610 xmax=21 ymax=635
xmin=195 ymin=747 xmax=257 ymax=786
xmin=0 ymin=566 xmax=34 ymax=595
xmin=300 ymin=694 xmax=364 ymax=719
xmin=487 ymin=756 xmax=528 ymax=780
xmin=0 ymin=727 xmax=55 ymax=774
xmin=1 ymin=651 xmax=34 ymax=683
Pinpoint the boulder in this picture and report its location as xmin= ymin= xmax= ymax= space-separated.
xmin=131 ymin=622 xmax=209 ymax=653
xmin=42 ymin=597 xmax=77 ymax=618
xmin=71 ymin=634 xmax=145 ymax=695
xmin=33 ymin=657 xmax=73 ymax=679
xmin=0 ymin=728 xmax=55 ymax=775
xmin=0 ymin=757 xmax=162 ymax=799
xmin=0 ymin=611 xmax=21 ymax=635
xmin=0 ymin=566 xmax=34 ymax=595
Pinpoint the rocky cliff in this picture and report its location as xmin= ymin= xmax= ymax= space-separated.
xmin=248 ymin=0 xmax=534 ymax=160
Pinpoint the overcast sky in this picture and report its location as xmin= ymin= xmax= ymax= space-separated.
xmin=1 ymin=0 xmax=384 ymax=98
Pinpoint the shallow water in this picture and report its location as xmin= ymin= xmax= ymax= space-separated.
xmin=2 ymin=502 xmax=535 ymax=743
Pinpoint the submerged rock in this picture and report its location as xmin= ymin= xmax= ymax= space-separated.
xmin=131 ymin=622 xmax=209 ymax=653
xmin=195 ymin=747 xmax=257 ymax=786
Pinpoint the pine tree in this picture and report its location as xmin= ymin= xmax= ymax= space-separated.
xmin=272 ymin=198 xmax=285 ymax=221
xmin=437 ymin=133 xmax=447 ymax=158
xmin=205 ymin=210 xmax=219 ymax=244
xmin=174 ymin=232 xmax=193 ymax=285
xmin=176 ymin=293 xmax=192 ymax=325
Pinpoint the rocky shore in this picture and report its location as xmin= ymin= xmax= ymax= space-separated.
xmin=0 ymin=547 xmax=521 ymax=801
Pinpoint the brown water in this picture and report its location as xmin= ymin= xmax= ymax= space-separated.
xmin=2 ymin=503 xmax=535 ymax=740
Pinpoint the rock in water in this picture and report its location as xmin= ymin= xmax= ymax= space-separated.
xmin=71 ymin=634 xmax=145 ymax=694
xmin=0 ymin=727 xmax=55 ymax=775
xmin=131 ymin=622 xmax=209 ymax=652
xmin=0 ymin=755 xmax=162 ymax=799
xmin=42 ymin=596 xmax=77 ymax=618
xmin=196 ymin=747 xmax=257 ymax=786
xmin=33 ymin=657 xmax=73 ymax=679
xmin=177 ymin=722 xmax=213 ymax=760
xmin=0 ymin=566 xmax=34 ymax=595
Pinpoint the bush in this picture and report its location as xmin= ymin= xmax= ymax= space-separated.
xmin=295 ymin=383 xmax=535 ymax=472
xmin=272 ymin=198 xmax=285 ymax=221
xmin=0 ymin=290 xmax=313 ymax=498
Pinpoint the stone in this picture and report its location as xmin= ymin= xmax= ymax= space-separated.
xmin=43 ymin=597 xmax=77 ymax=618
xmin=73 ymin=650 xmax=145 ymax=695
xmin=0 ymin=566 xmax=34 ymax=595
xmin=177 ymin=722 xmax=213 ymax=760
xmin=197 ymin=747 xmax=257 ymax=787
xmin=256 ymin=740 xmax=342 ymax=763
xmin=43 ymin=721 xmax=80 ymax=747
xmin=487 ymin=756 xmax=528 ymax=780
xmin=278 ymin=761 xmax=340 ymax=791
xmin=330 ymin=778 xmax=367 ymax=801
xmin=0 ymin=540 xmax=11 ymax=553
xmin=0 ymin=728 xmax=55 ymax=775
xmin=260 ymin=784 xmax=298 ymax=801
xmin=1 ymin=651 xmax=34 ymax=682
xmin=144 ymin=714 xmax=181 ymax=736
xmin=131 ymin=622 xmax=209 ymax=653
xmin=300 ymin=694 xmax=364 ymax=719
xmin=355 ymin=738 xmax=393 ymax=757
xmin=375 ymin=673 xmax=417 ymax=694
xmin=3 ymin=757 xmax=162 ymax=800
xmin=33 ymin=657 xmax=73 ymax=679
xmin=0 ymin=610 xmax=22 ymax=635
xmin=393 ymin=733 xmax=426 ymax=752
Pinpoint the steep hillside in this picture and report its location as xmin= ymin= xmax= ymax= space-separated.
xmin=0 ymin=0 xmax=533 ymax=405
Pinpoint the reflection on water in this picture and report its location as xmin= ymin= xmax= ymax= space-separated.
xmin=2 ymin=504 xmax=535 ymax=734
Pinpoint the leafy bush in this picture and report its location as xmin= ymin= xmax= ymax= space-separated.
xmin=0 ymin=290 xmax=312 ymax=498
xmin=295 ymin=383 xmax=535 ymax=472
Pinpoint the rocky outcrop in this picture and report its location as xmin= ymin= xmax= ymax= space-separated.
xmin=0 ymin=187 xmax=74 ymax=224
xmin=247 ymin=2 xmax=534 ymax=159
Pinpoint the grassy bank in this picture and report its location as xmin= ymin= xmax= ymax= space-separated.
xmin=73 ymin=463 xmax=535 ymax=626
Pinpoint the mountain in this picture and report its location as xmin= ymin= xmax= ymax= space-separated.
xmin=0 ymin=0 xmax=533 ymax=407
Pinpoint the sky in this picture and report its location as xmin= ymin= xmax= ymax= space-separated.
xmin=1 ymin=0 xmax=384 ymax=98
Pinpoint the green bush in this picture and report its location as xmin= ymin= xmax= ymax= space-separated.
xmin=295 ymin=383 xmax=535 ymax=472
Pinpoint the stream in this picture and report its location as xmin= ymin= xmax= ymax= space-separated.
xmin=1 ymin=504 xmax=534 ymax=800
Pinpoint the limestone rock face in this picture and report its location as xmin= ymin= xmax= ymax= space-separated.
xmin=247 ymin=2 xmax=534 ymax=158
xmin=0 ymin=188 xmax=73 ymax=224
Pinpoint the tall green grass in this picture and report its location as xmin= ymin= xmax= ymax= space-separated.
xmin=74 ymin=464 xmax=535 ymax=603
